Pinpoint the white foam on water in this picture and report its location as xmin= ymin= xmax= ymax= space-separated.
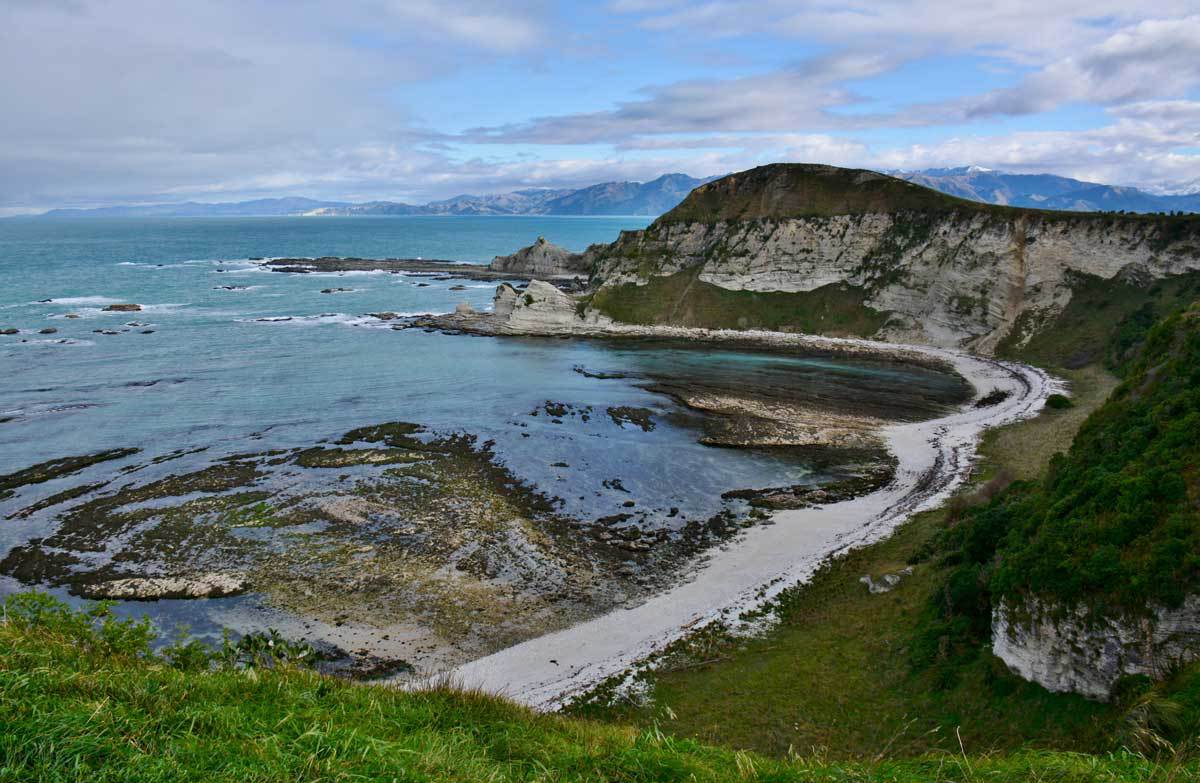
xmin=39 ymin=296 xmax=122 ymax=306
xmin=238 ymin=311 xmax=434 ymax=327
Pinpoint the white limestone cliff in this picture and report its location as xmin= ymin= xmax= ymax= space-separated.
xmin=584 ymin=213 xmax=1200 ymax=354
xmin=992 ymin=596 xmax=1200 ymax=700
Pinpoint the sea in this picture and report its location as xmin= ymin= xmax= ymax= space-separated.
xmin=0 ymin=215 xmax=968 ymax=641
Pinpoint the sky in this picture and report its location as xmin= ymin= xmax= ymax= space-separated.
xmin=3 ymin=0 xmax=1200 ymax=213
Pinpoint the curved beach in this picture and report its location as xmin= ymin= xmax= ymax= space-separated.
xmin=441 ymin=333 xmax=1058 ymax=709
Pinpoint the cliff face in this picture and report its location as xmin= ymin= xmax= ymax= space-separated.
xmin=992 ymin=597 xmax=1200 ymax=700
xmin=582 ymin=165 xmax=1200 ymax=354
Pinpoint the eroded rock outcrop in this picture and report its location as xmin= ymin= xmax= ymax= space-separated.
xmin=992 ymin=596 xmax=1200 ymax=701
xmin=489 ymin=236 xmax=590 ymax=279
xmin=491 ymin=280 xmax=611 ymax=334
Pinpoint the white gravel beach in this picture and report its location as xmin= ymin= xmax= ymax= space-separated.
xmin=431 ymin=330 xmax=1059 ymax=709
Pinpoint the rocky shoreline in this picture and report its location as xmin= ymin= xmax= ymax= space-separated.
xmin=262 ymin=255 xmax=587 ymax=288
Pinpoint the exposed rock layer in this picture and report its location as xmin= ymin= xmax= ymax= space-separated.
xmin=992 ymin=597 xmax=1200 ymax=701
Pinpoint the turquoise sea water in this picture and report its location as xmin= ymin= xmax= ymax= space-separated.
xmin=0 ymin=216 xmax=968 ymax=638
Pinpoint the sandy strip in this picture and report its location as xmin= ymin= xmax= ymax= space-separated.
xmin=421 ymin=332 xmax=1059 ymax=710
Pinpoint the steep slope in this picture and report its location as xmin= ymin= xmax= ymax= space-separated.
xmin=918 ymin=302 xmax=1200 ymax=699
xmin=581 ymin=164 xmax=1200 ymax=355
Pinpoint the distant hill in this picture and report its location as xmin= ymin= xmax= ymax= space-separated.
xmin=311 ymin=174 xmax=717 ymax=217
xmin=895 ymin=166 xmax=1200 ymax=214
xmin=39 ymin=197 xmax=349 ymax=218
xmin=33 ymin=174 xmax=717 ymax=219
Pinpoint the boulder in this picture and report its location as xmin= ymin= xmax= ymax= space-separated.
xmin=103 ymin=303 xmax=142 ymax=312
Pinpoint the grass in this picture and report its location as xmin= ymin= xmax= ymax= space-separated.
xmin=589 ymin=268 xmax=887 ymax=336
xmin=998 ymin=270 xmax=1200 ymax=371
xmin=567 ymin=363 xmax=1141 ymax=760
xmin=0 ymin=592 xmax=1195 ymax=782
xmin=976 ymin=366 xmax=1118 ymax=483
xmin=657 ymin=164 xmax=1200 ymax=230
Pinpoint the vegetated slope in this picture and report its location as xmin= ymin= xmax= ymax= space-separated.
xmin=916 ymin=301 xmax=1200 ymax=689
xmin=659 ymin=163 xmax=995 ymax=222
xmin=567 ymin=303 xmax=1200 ymax=761
xmin=581 ymin=164 xmax=1200 ymax=353
xmin=0 ymin=591 xmax=1188 ymax=783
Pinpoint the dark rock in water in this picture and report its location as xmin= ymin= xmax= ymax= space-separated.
xmin=214 ymin=285 xmax=248 ymax=291
xmin=0 ymin=328 xmax=17 ymax=335
xmin=37 ymin=298 xmax=52 ymax=303
xmin=103 ymin=303 xmax=141 ymax=312
xmin=64 ymin=313 xmax=81 ymax=319
xmin=607 ymin=406 xmax=656 ymax=432
xmin=416 ymin=283 xmax=431 ymax=287
xmin=573 ymin=365 xmax=628 ymax=380
xmin=92 ymin=329 xmax=120 ymax=335
xmin=369 ymin=312 xmax=401 ymax=321
xmin=603 ymin=478 xmax=630 ymax=493
xmin=140 ymin=330 xmax=155 ymax=334
xmin=321 ymin=287 xmax=353 ymax=294
xmin=0 ymin=447 xmax=139 ymax=499
xmin=38 ymin=328 xmax=58 ymax=334
xmin=449 ymin=284 xmax=467 ymax=291
xmin=722 ymin=461 xmax=896 ymax=510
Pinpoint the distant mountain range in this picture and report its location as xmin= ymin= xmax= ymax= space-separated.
xmin=29 ymin=168 xmax=1200 ymax=219
xmin=893 ymin=166 xmax=1200 ymax=213
xmin=36 ymin=174 xmax=717 ymax=219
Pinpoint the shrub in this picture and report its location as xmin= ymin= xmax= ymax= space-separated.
xmin=1045 ymin=393 xmax=1073 ymax=409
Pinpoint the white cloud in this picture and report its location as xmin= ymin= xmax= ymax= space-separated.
xmin=464 ymin=51 xmax=907 ymax=144
xmin=3 ymin=1 xmax=1199 ymax=208
xmin=939 ymin=17 xmax=1200 ymax=119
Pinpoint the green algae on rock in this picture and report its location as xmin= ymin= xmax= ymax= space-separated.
xmin=0 ymin=448 xmax=139 ymax=500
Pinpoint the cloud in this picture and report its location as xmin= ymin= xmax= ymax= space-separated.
xmin=3 ymin=1 xmax=1199 ymax=209
xmin=616 ymin=1 xmax=1200 ymax=64
xmin=463 ymin=50 xmax=907 ymax=144
xmin=0 ymin=0 xmax=553 ymax=207
xmin=937 ymin=17 xmax=1200 ymax=119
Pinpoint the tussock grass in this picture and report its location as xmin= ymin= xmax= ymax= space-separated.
xmin=1 ymin=592 xmax=1193 ymax=781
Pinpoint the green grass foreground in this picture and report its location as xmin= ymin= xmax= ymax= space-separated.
xmin=0 ymin=593 xmax=1190 ymax=782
